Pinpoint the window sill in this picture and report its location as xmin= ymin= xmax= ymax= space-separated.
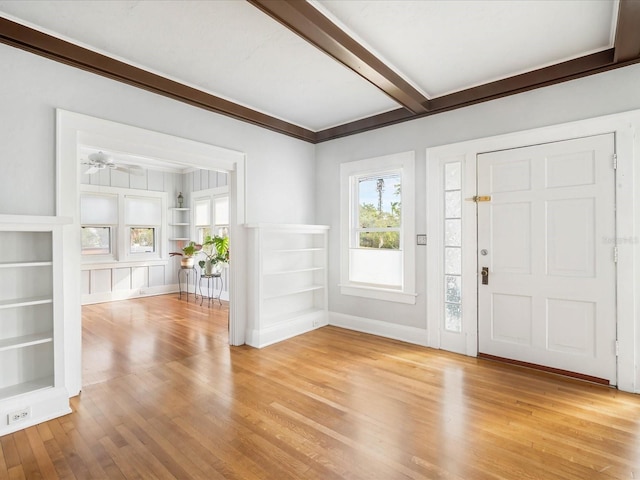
xmin=339 ymin=284 xmax=417 ymax=304
xmin=81 ymin=259 xmax=168 ymax=270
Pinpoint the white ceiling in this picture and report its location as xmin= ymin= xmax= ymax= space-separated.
xmin=317 ymin=0 xmax=617 ymax=98
xmin=0 ymin=0 xmax=619 ymax=132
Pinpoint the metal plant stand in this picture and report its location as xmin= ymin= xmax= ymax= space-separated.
xmin=198 ymin=273 xmax=223 ymax=306
xmin=178 ymin=266 xmax=197 ymax=301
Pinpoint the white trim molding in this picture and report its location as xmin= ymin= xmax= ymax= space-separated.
xmin=339 ymin=151 xmax=417 ymax=304
xmin=329 ymin=311 xmax=428 ymax=347
xmin=82 ymin=284 xmax=178 ymax=305
xmin=56 ymin=109 xmax=247 ymax=397
xmin=426 ymin=108 xmax=640 ymax=393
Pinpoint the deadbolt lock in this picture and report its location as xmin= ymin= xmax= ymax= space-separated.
xmin=466 ymin=195 xmax=492 ymax=203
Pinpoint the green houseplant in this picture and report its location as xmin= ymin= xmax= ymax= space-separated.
xmin=198 ymin=235 xmax=229 ymax=275
xmin=170 ymin=241 xmax=202 ymax=268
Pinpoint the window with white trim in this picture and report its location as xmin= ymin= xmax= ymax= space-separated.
xmin=213 ymin=196 xmax=229 ymax=238
xmin=129 ymin=227 xmax=156 ymax=254
xmin=192 ymin=187 xmax=229 ymax=242
xmin=81 ymin=226 xmax=112 ymax=255
xmin=443 ymin=162 xmax=462 ymax=332
xmin=80 ymin=185 xmax=166 ymax=263
xmin=340 ymin=151 xmax=416 ymax=304
xmin=124 ymin=195 xmax=162 ymax=259
xmin=80 ymin=192 xmax=117 ymax=261
xmin=194 ymin=198 xmax=212 ymax=244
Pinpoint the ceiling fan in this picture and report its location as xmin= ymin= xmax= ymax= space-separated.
xmin=82 ymin=151 xmax=144 ymax=176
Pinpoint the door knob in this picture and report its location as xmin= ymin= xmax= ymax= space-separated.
xmin=481 ymin=266 xmax=489 ymax=285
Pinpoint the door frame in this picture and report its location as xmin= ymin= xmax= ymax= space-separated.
xmin=427 ymin=109 xmax=640 ymax=393
xmin=476 ymin=135 xmax=617 ymax=384
xmin=56 ymin=109 xmax=247 ymax=397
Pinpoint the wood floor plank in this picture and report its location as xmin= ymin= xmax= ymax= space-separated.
xmin=102 ymin=380 xmax=204 ymax=480
xmin=146 ymin=416 xmax=228 ymax=480
xmin=12 ymin=430 xmax=42 ymax=479
xmin=0 ymin=441 xmax=9 ymax=478
xmin=171 ymin=414 xmax=268 ymax=480
xmin=2 ymin=294 xmax=640 ymax=479
xmin=98 ymin=436 xmax=144 ymax=480
xmin=55 ymin=417 xmax=114 ymax=479
xmin=41 ymin=436 xmax=75 ymax=480
xmin=45 ymin=419 xmax=89 ymax=480
xmin=24 ymin=427 xmax=58 ymax=479
xmin=7 ymin=464 xmax=26 ymax=480
xmin=1 ymin=436 xmax=21 ymax=472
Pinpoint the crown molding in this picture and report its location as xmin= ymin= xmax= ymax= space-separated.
xmin=0 ymin=16 xmax=316 ymax=143
xmin=2 ymin=1 xmax=640 ymax=144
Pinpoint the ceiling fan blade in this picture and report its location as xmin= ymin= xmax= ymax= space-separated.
xmin=84 ymin=151 xmax=144 ymax=175
xmin=88 ymin=151 xmax=112 ymax=164
xmin=84 ymin=166 xmax=100 ymax=175
xmin=116 ymin=164 xmax=145 ymax=176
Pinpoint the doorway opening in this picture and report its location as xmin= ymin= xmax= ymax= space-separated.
xmin=57 ymin=109 xmax=247 ymax=397
xmin=78 ymin=152 xmax=230 ymax=305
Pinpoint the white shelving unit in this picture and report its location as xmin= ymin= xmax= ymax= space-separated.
xmin=0 ymin=215 xmax=72 ymax=436
xmin=246 ymin=224 xmax=329 ymax=348
xmin=168 ymin=207 xmax=191 ymax=242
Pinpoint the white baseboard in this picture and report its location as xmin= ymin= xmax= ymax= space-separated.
xmin=0 ymin=386 xmax=71 ymax=436
xmin=328 ymin=311 xmax=428 ymax=347
xmin=82 ymin=283 xmax=228 ymax=305
xmin=246 ymin=310 xmax=329 ymax=348
xmin=82 ymin=284 xmax=178 ymax=305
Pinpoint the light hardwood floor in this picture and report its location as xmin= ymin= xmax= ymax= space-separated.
xmin=2 ymin=294 xmax=640 ymax=479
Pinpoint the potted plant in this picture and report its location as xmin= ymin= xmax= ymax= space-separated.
xmin=198 ymin=234 xmax=229 ymax=275
xmin=170 ymin=241 xmax=202 ymax=268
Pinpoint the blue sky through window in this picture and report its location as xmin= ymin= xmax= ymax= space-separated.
xmin=358 ymin=174 xmax=400 ymax=214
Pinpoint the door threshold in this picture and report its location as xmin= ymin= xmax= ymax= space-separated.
xmin=477 ymin=352 xmax=610 ymax=386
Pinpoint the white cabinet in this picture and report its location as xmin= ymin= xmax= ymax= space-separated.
xmin=246 ymin=224 xmax=329 ymax=348
xmin=168 ymin=207 xmax=191 ymax=241
xmin=0 ymin=215 xmax=71 ymax=436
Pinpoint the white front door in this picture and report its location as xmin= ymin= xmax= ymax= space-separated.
xmin=477 ymin=134 xmax=617 ymax=384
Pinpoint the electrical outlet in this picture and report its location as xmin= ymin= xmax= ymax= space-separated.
xmin=7 ymin=407 xmax=31 ymax=425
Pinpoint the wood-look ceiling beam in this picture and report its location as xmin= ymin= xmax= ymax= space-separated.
xmin=614 ymin=0 xmax=640 ymax=62
xmin=247 ymin=0 xmax=430 ymax=115
xmin=2 ymin=3 xmax=640 ymax=145
xmin=429 ymin=50 xmax=616 ymax=112
xmin=0 ymin=17 xmax=316 ymax=143
xmin=316 ymin=49 xmax=627 ymax=142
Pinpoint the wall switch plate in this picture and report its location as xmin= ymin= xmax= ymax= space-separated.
xmin=417 ymin=234 xmax=427 ymax=245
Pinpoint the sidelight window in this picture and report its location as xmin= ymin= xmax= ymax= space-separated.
xmin=443 ymin=162 xmax=462 ymax=332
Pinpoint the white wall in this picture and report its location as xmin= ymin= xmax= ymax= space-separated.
xmin=0 ymin=43 xmax=316 ymax=224
xmin=4 ymin=38 xmax=640 ymax=386
xmin=316 ymin=63 xmax=640 ymax=335
xmin=0 ymin=43 xmax=316 ymax=397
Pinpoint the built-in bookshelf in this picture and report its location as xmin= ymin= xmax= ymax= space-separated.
xmin=168 ymin=207 xmax=191 ymax=241
xmin=246 ymin=224 xmax=329 ymax=348
xmin=0 ymin=215 xmax=71 ymax=436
